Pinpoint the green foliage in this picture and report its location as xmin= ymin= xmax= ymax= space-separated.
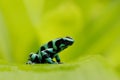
xmin=0 ymin=55 xmax=119 ymax=80
xmin=0 ymin=0 xmax=120 ymax=79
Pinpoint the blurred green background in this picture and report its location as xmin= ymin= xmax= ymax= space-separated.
xmin=0 ymin=0 xmax=120 ymax=80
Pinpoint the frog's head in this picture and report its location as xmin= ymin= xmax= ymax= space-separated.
xmin=59 ymin=36 xmax=74 ymax=50
xmin=63 ymin=36 xmax=74 ymax=46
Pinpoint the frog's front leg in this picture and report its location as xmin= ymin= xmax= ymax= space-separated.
xmin=41 ymin=48 xmax=57 ymax=64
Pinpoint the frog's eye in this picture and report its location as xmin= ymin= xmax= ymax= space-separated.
xmin=63 ymin=36 xmax=74 ymax=46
